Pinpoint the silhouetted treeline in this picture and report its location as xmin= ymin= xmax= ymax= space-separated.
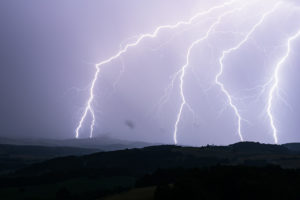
xmin=2 ymin=142 xmax=300 ymax=199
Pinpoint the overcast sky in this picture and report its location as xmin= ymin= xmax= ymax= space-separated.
xmin=1 ymin=0 xmax=300 ymax=146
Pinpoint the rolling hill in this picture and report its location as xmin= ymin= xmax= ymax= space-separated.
xmin=1 ymin=142 xmax=300 ymax=199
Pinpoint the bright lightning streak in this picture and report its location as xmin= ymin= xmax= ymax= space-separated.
xmin=151 ymin=72 xmax=179 ymax=118
xmin=267 ymin=29 xmax=300 ymax=144
xmin=173 ymin=7 xmax=245 ymax=145
xmin=90 ymin=109 xmax=95 ymax=138
xmin=215 ymin=2 xmax=282 ymax=142
xmin=75 ymin=0 xmax=236 ymax=138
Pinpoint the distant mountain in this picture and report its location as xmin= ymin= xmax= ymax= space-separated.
xmin=0 ymin=136 xmax=156 ymax=174
xmin=58 ymin=137 xmax=155 ymax=151
xmin=0 ymin=144 xmax=100 ymax=174
xmin=0 ymin=136 xmax=156 ymax=151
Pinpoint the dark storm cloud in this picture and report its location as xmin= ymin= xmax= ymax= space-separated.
xmin=125 ymin=120 xmax=135 ymax=130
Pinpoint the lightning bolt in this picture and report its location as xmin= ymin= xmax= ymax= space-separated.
xmin=215 ymin=2 xmax=282 ymax=142
xmin=173 ymin=6 xmax=246 ymax=145
xmin=75 ymin=0 xmax=236 ymax=138
xmin=267 ymin=29 xmax=300 ymax=144
xmin=150 ymin=71 xmax=179 ymax=118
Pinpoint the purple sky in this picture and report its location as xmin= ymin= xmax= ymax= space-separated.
xmin=1 ymin=0 xmax=300 ymax=146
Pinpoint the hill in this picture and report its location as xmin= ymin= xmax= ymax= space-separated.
xmin=283 ymin=143 xmax=300 ymax=152
xmin=1 ymin=142 xmax=300 ymax=200
xmin=9 ymin=142 xmax=300 ymax=178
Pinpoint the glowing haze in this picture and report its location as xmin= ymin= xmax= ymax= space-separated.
xmin=1 ymin=0 xmax=300 ymax=146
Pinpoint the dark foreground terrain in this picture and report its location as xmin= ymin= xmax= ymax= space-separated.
xmin=1 ymin=142 xmax=300 ymax=199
